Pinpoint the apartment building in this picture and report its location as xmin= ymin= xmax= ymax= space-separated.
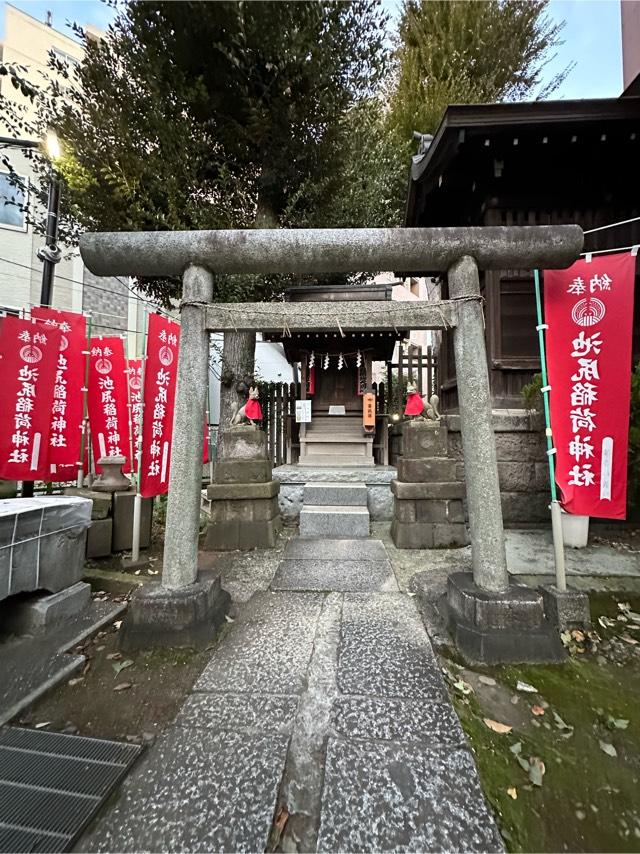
xmin=0 ymin=4 xmax=146 ymax=355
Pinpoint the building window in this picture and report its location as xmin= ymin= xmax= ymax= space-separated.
xmin=0 ymin=171 xmax=28 ymax=231
xmin=51 ymin=47 xmax=80 ymax=69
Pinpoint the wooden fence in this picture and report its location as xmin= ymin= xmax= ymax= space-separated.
xmin=258 ymin=380 xmax=390 ymax=467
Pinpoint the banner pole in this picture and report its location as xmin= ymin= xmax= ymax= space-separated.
xmin=77 ymin=313 xmax=92 ymax=489
xmin=130 ymin=310 xmax=149 ymax=566
xmin=534 ymin=269 xmax=566 ymax=592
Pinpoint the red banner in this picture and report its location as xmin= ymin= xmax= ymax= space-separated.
xmin=126 ymin=358 xmax=143 ymax=472
xmin=31 ymin=308 xmax=87 ymax=481
xmin=139 ymin=314 xmax=180 ymax=497
xmin=0 ymin=317 xmax=61 ymax=480
xmin=88 ymin=337 xmax=132 ymax=473
xmin=545 ymin=253 xmax=636 ymax=519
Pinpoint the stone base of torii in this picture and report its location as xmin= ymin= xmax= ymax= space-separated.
xmin=81 ymin=226 xmax=587 ymax=663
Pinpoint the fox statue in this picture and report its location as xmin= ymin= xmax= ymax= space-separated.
xmin=231 ymin=386 xmax=263 ymax=426
xmin=404 ymin=380 xmax=440 ymax=421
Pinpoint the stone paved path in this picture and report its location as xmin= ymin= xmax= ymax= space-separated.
xmin=81 ymin=538 xmax=503 ymax=853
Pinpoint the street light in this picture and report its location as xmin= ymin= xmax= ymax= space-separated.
xmin=36 ymin=129 xmax=62 ymax=307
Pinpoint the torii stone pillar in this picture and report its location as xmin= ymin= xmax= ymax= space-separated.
xmin=79 ymin=225 xmax=582 ymax=655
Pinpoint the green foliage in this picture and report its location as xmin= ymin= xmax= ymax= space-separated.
xmin=521 ymin=372 xmax=543 ymax=414
xmin=629 ymin=361 xmax=640 ymax=506
xmin=387 ymin=0 xmax=571 ymax=163
xmin=0 ymin=1 xmax=390 ymax=304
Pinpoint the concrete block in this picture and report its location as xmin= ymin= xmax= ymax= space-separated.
xmin=63 ymin=487 xmax=113 ymax=520
xmin=393 ymin=499 xmax=416 ymax=523
xmin=402 ymin=422 xmax=448 ymax=458
xmin=541 ymin=585 xmax=591 ymax=629
xmin=497 ymin=462 xmax=536 ymax=493
xmin=204 ymin=517 xmax=282 ymax=551
xmin=111 ymin=492 xmax=153 ymax=552
xmin=209 ymin=496 xmax=280 ymax=523
xmin=120 ymin=570 xmax=231 ymax=650
xmin=214 ymin=459 xmax=272 ymax=484
xmin=390 ymin=519 xmax=434 ymax=549
xmin=415 ymin=499 xmax=465 ymax=524
xmin=397 ymin=457 xmax=457 ymax=483
xmin=391 ymin=480 xmax=465 ymax=500
xmin=446 ymin=572 xmax=566 ymax=664
xmin=300 ymin=506 xmax=369 ymax=539
xmin=207 ymin=481 xmax=279 ymax=501
xmin=218 ymin=426 xmax=267 ymax=461
xmin=86 ymin=518 xmax=113 ymax=558
xmin=501 ymin=491 xmax=549 ymax=524
xmin=3 ymin=582 xmax=91 ymax=635
xmin=303 ymin=483 xmax=368 ymax=506
xmin=433 ymin=523 xmax=469 ymax=548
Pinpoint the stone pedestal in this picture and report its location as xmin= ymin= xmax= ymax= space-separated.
xmin=204 ymin=425 xmax=282 ymax=551
xmin=64 ymin=486 xmax=153 ymax=558
xmin=119 ymin=571 xmax=230 ymax=650
xmin=446 ymin=572 xmax=566 ymax=664
xmin=391 ymin=421 xmax=468 ymax=548
xmin=540 ymin=585 xmax=591 ymax=630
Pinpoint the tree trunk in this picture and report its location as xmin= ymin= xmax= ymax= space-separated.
xmin=217 ymin=184 xmax=275 ymax=455
xmin=218 ymin=329 xmax=256 ymax=437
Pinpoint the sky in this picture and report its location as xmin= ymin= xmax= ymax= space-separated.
xmin=0 ymin=0 xmax=625 ymax=100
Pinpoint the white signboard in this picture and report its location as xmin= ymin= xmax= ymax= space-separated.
xmin=328 ymin=405 xmax=346 ymax=416
xmin=295 ymin=400 xmax=312 ymax=423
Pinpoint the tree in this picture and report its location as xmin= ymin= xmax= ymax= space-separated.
xmin=1 ymin=1 xmax=389 ymax=428
xmin=388 ymin=0 xmax=571 ymax=162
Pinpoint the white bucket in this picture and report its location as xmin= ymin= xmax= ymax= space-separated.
xmin=560 ymin=512 xmax=590 ymax=548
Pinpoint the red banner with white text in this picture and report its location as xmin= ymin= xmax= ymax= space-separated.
xmin=139 ymin=314 xmax=180 ymax=497
xmin=0 ymin=317 xmax=61 ymax=480
xmin=126 ymin=358 xmax=143 ymax=472
xmin=88 ymin=337 xmax=132 ymax=473
xmin=545 ymin=253 xmax=636 ymax=519
xmin=31 ymin=308 xmax=87 ymax=481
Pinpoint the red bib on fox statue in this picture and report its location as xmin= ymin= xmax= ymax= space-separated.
xmin=404 ymin=391 xmax=424 ymax=416
xmin=245 ymin=397 xmax=263 ymax=421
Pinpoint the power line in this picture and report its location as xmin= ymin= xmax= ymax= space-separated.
xmin=583 ymin=216 xmax=640 ymax=236
xmin=0 ymin=253 xmax=176 ymax=316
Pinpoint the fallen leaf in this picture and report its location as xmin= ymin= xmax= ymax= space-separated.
xmin=106 ymin=652 xmax=122 ymax=661
xmin=274 ymin=806 xmax=289 ymax=834
xmin=598 ymin=616 xmax=616 ymax=629
xmin=507 ymin=787 xmax=518 ymax=800
xmin=627 ymin=611 xmax=640 ymax=623
xmin=599 ymin=740 xmax=617 ymax=757
xmin=560 ymin=630 xmax=572 ymax=646
xmin=618 ymin=602 xmax=631 ymax=613
xmin=147 ymin=569 xmax=158 ymax=576
xmin=96 ymin=645 xmax=105 ymax=652
xmin=571 ymin=629 xmax=585 ymax=642
xmin=483 ymin=718 xmax=512 ymax=734
xmin=478 ymin=675 xmax=497 ymax=686
xmin=134 ymin=569 xmax=141 ymax=576
xmin=516 ymin=681 xmax=538 ymax=693
xmin=224 ymin=615 xmax=235 ymax=623
xmin=113 ymin=620 xmax=123 ymax=629
xmin=35 ymin=721 xmax=51 ymax=729
xmin=82 ymin=660 xmax=91 ymax=676
xmin=608 ymin=716 xmax=629 ymax=730
xmin=113 ymin=682 xmax=133 ymax=692
xmin=621 ymin=635 xmax=638 ymax=645
xmin=528 ymin=757 xmax=546 ymax=787
xmin=453 ymin=680 xmax=473 ymax=696
xmin=531 ymin=705 xmax=545 ymax=716
xmin=510 ymin=742 xmax=522 ymax=755
xmin=112 ymin=659 xmax=134 ymax=677
xmin=68 ymin=677 xmax=84 ymax=687
xmin=552 ymin=711 xmax=572 ymax=731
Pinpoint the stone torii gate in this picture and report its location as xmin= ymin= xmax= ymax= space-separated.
xmin=80 ymin=226 xmax=582 ymax=658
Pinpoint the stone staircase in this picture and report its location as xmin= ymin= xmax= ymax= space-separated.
xmin=298 ymin=415 xmax=374 ymax=467
xmin=299 ymin=482 xmax=370 ymax=538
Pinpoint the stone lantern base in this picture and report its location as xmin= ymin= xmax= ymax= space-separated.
xmin=120 ymin=571 xmax=230 ymax=650
xmin=204 ymin=425 xmax=282 ymax=551
xmin=445 ymin=572 xmax=566 ymax=664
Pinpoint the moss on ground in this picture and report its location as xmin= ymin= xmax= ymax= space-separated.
xmin=440 ymin=593 xmax=640 ymax=853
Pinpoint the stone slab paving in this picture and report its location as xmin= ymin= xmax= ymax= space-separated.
xmin=80 ymin=540 xmax=502 ymax=853
xmin=272 ymin=558 xmax=398 ymax=593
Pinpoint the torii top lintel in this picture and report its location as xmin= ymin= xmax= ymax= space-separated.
xmin=79 ymin=226 xmax=583 ymax=279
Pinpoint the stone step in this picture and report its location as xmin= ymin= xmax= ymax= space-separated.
xmin=303 ymin=483 xmax=368 ymax=507
xmin=302 ymin=433 xmax=371 ymax=443
xmin=298 ymin=454 xmax=375 ymax=468
xmin=299 ymin=505 xmax=370 ymax=538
